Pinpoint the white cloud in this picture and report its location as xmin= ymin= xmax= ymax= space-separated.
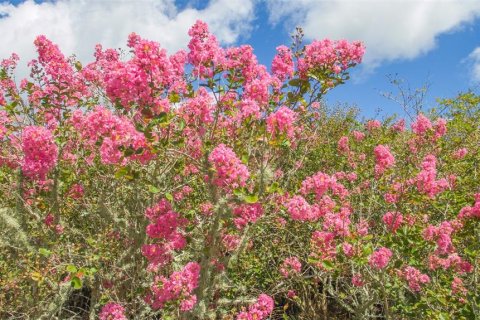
xmin=468 ymin=47 xmax=480 ymax=82
xmin=0 ymin=0 xmax=254 ymax=76
xmin=266 ymin=0 xmax=480 ymax=69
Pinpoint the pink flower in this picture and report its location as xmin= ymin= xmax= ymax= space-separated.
xmin=369 ymin=247 xmax=392 ymax=270
xmin=366 ymin=120 xmax=381 ymax=132
xmin=99 ymin=302 xmax=127 ymax=320
xmin=233 ymin=203 xmax=264 ymax=230
xmin=382 ymin=212 xmax=403 ymax=233
xmin=311 ymin=231 xmax=337 ymax=263
xmin=342 ymin=243 xmax=355 ymax=257
xmin=451 ymin=277 xmax=467 ymax=296
xmin=149 ymin=262 xmax=200 ymax=311
xmin=298 ymin=39 xmax=364 ymax=78
xmin=266 ymin=106 xmax=297 ymax=140
xmin=236 ymin=294 xmax=274 ymax=320
xmin=392 ymin=119 xmax=405 ymax=132
xmin=374 ymin=145 xmax=395 ymax=176
xmin=287 ymin=290 xmax=297 ymax=298
xmin=187 ymin=20 xmax=223 ymax=79
xmin=453 ymin=148 xmax=468 ymax=160
xmin=271 ymin=45 xmax=294 ymax=81
xmin=401 ymin=266 xmax=430 ymax=292
xmin=222 ymin=234 xmax=240 ymax=252
xmin=352 ymin=130 xmax=365 ymax=141
xmin=411 ymin=114 xmax=432 ymax=136
xmin=21 ymin=126 xmax=58 ymax=180
xmin=434 ymin=118 xmax=447 ymax=139
xmin=209 ymin=144 xmax=249 ymax=191
xmin=280 ymin=256 xmax=302 ymax=277
xmin=352 ymin=274 xmax=364 ymax=287
xmin=338 ymin=136 xmax=350 ymax=154
xmin=300 ymin=171 xmax=334 ymax=200
xmin=416 ymin=155 xmax=448 ymax=198
xmin=285 ymin=195 xmax=319 ymax=222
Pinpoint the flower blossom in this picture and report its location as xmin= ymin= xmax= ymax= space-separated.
xmin=369 ymin=247 xmax=392 ymax=270
xmin=266 ymin=106 xmax=297 ymax=140
xmin=401 ymin=266 xmax=430 ymax=292
xmin=21 ymin=126 xmax=58 ymax=180
xmin=236 ymin=294 xmax=274 ymax=320
xmin=382 ymin=211 xmax=403 ymax=233
xmin=148 ymin=262 xmax=200 ymax=311
xmin=374 ymin=145 xmax=395 ymax=176
xmin=280 ymin=257 xmax=302 ymax=277
xmin=209 ymin=144 xmax=249 ymax=191
xmin=271 ymin=45 xmax=294 ymax=81
xmin=99 ymin=303 xmax=127 ymax=320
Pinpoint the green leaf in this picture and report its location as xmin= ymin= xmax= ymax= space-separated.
xmin=244 ymin=194 xmax=258 ymax=204
xmin=148 ymin=185 xmax=161 ymax=194
xmin=39 ymin=248 xmax=52 ymax=257
xmin=322 ymin=260 xmax=334 ymax=270
xmin=288 ymin=78 xmax=302 ymax=87
xmin=115 ymin=167 xmax=129 ymax=179
xmin=165 ymin=193 xmax=174 ymax=201
xmin=74 ymin=61 xmax=82 ymax=71
xmin=267 ymin=182 xmax=279 ymax=193
xmin=66 ymin=265 xmax=77 ymax=273
xmin=70 ymin=277 xmax=82 ymax=289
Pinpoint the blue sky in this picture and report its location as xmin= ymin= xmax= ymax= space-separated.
xmin=1 ymin=0 xmax=480 ymax=119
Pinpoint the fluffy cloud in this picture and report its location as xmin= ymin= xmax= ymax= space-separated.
xmin=266 ymin=0 xmax=480 ymax=69
xmin=468 ymin=47 xmax=480 ymax=82
xmin=0 ymin=0 xmax=254 ymax=73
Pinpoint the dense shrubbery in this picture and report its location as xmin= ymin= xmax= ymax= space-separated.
xmin=0 ymin=21 xmax=479 ymax=319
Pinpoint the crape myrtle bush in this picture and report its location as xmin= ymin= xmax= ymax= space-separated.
xmin=0 ymin=20 xmax=479 ymax=320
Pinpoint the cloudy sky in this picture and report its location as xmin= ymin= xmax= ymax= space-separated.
xmin=1 ymin=0 xmax=480 ymax=118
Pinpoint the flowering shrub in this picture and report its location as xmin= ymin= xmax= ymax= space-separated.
xmin=1 ymin=19 xmax=479 ymax=320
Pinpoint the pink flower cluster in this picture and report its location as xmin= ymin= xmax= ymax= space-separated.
xmin=149 ymin=262 xmax=200 ymax=311
xmin=188 ymin=20 xmax=223 ymax=78
xmin=369 ymin=247 xmax=393 ymax=270
xmin=0 ymin=111 xmax=10 ymax=140
xmin=142 ymin=199 xmax=187 ymax=271
xmin=91 ymin=32 xmax=185 ymax=112
xmin=310 ymin=231 xmax=337 ymax=263
xmin=427 ymin=253 xmax=472 ymax=274
xmin=422 ymin=221 xmax=458 ymax=255
xmin=233 ymin=203 xmax=264 ymax=230
xmin=451 ymin=277 xmax=467 ymax=297
xmin=400 ymin=266 xmax=430 ymax=292
xmin=298 ymin=39 xmax=365 ymax=77
xmin=266 ymin=106 xmax=297 ymax=140
xmin=411 ymin=114 xmax=447 ymax=140
xmin=374 ymin=145 xmax=395 ymax=176
xmin=411 ymin=114 xmax=432 ymax=136
xmin=458 ymin=193 xmax=480 ymax=219
xmin=271 ymin=45 xmax=294 ymax=81
xmin=300 ymin=171 xmax=348 ymax=200
xmin=279 ymin=256 xmax=302 ymax=278
xmin=337 ymin=136 xmax=350 ymax=154
xmin=72 ymin=106 xmax=152 ymax=165
xmin=415 ymin=155 xmax=448 ymax=198
xmin=453 ymin=148 xmax=468 ymax=160
xmin=179 ymin=87 xmax=214 ymax=125
xmin=209 ymin=144 xmax=249 ymax=191
xmin=351 ymin=274 xmax=364 ymax=287
xmin=366 ymin=120 xmax=381 ymax=132
xmin=99 ymin=302 xmax=127 ymax=320
xmin=285 ymin=195 xmax=320 ymax=222
xmin=31 ymin=36 xmax=88 ymax=109
xmin=382 ymin=211 xmax=403 ymax=233
xmin=236 ymin=294 xmax=274 ymax=320
xmin=21 ymin=126 xmax=58 ymax=180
